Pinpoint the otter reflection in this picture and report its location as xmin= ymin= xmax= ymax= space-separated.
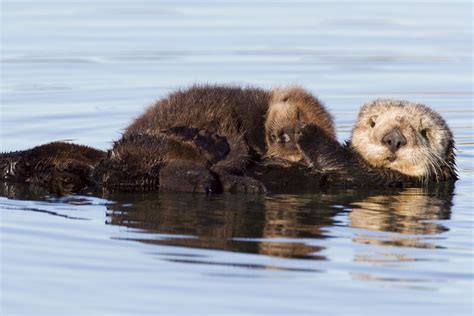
xmin=349 ymin=183 xmax=454 ymax=250
xmin=104 ymin=192 xmax=356 ymax=260
xmin=0 ymin=182 xmax=454 ymax=261
xmin=104 ymin=184 xmax=453 ymax=259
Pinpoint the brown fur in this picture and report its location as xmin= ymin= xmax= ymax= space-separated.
xmin=125 ymin=84 xmax=271 ymax=174
xmin=265 ymin=86 xmax=335 ymax=162
xmin=97 ymin=84 xmax=272 ymax=193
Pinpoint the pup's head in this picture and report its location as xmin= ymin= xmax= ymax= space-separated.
xmin=265 ymin=86 xmax=335 ymax=162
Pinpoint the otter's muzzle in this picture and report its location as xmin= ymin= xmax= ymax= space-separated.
xmin=382 ymin=128 xmax=407 ymax=153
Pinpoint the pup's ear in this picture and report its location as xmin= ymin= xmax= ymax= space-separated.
xmin=296 ymin=109 xmax=308 ymax=123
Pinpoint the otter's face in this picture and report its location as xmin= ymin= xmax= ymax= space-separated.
xmin=351 ymin=100 xmax=454 ymax=179
xmin=0 ymin=155 xmax=24 ymax=181
xmin=265 ymin=102 xmax=303 ymax=162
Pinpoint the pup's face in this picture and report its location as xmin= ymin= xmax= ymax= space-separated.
xmin=351 ymin=100 xmax=454 ymax=178
xmin=265 ymin=101 xmax=303 ymax=162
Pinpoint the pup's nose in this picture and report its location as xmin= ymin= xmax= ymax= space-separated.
xmin=382 ymin=128 xmax=407 ymax=152
xmin=277 ymin=133 xmax=291 ymax=143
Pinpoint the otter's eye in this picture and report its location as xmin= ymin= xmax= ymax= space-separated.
xmin=420 ymin=128 xmax=429 ymax=140
xmin=282 ymin=133 xmax=290 ymax=143
xmin=270 ymin=134 xmax=277 ymax=142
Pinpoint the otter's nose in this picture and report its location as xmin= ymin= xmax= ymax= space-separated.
xmin=382 ymin=128 xmax=407 ymax=152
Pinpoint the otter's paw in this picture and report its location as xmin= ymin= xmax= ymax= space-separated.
xmin=161 ymin=126 xmax=230 ymax=163
xmin=219 ymin=174 xmax=267 ymax=194
xmin=194 ymin=130 xmax=230 ymax=163
xmin=159 ymin=160 xmax=221 ymax=194
xmin=294 ymin=123 xmax=324 ymax=147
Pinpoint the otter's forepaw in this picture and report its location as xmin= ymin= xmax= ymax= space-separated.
xmin=159 ymin=160 xmax=221 ymax=194
xmin=194 ymin=130 xmax=230 ymax=163
xmin=161 ymin=126 xmax=230 ymax=164
xmin=294 ymin=123 xmax=323 ymax=147
xmin=219 ymin=174 xmax=267 ymax=194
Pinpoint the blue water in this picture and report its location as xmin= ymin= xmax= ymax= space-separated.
xmin=1 ymin=1 xmax=473 ymax=315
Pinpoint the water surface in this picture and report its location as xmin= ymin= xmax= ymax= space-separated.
xmin=1 ymin=1 xmax=473 ymax=315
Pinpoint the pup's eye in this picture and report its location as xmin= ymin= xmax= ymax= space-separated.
xmin=282 ymin=133 xmax=290 ymax=143
xmin=420 ymin=128 xmax=429 ymax=140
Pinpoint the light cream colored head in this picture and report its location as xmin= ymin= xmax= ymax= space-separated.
xmin=351 ymin=99 xmax=456 ymax=180
xmin=265 ymin=86 xmax=335 ymax=162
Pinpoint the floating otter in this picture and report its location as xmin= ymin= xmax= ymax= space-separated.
xmin=292 ymin=99 xmax=457 ymax=187
xmin=264 ymin=86 xmax=335 ymax=162
xmin=0 ymin=91 xmax=457 ymax=195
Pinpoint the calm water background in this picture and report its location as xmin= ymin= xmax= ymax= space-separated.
xmin=1 ymin=1 xmax=473 ymax=315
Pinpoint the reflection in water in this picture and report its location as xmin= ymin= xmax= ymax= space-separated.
xmin=103 ymin=184 xmax=454 ymax=263
xmin=0 ymin=182 xmax=52 ymax=202
xmin=346 ymin=184 xmax=455 ymax=285
xmin=104 ymin=192 xmax=350 ymax=260
xmin=349 ymin=184 xmax=454 ymax=251
xmin=0 ymin=182 xmax=454 ymax=266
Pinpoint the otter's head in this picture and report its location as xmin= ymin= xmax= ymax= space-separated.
xmin=265 ymin=87 xmax=335 ymax=162
xmin=351 ymin=99 xmax=456 ymax=180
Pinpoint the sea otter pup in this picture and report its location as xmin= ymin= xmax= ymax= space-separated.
xmin=99 ymin=84 xmax=335 ymax=193
xmin=293 ymin=99 xmax=457 ymax=187
xmin=264 ymin=86 xmax=335 ymax=162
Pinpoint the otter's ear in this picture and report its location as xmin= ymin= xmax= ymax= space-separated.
xmin=420 ymin=128 xmax=431 ymax=142
xmin=296 ymin=109 xmax=309 ymax=124
xmin=369 ymin=115 xmax=378 ymax=128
